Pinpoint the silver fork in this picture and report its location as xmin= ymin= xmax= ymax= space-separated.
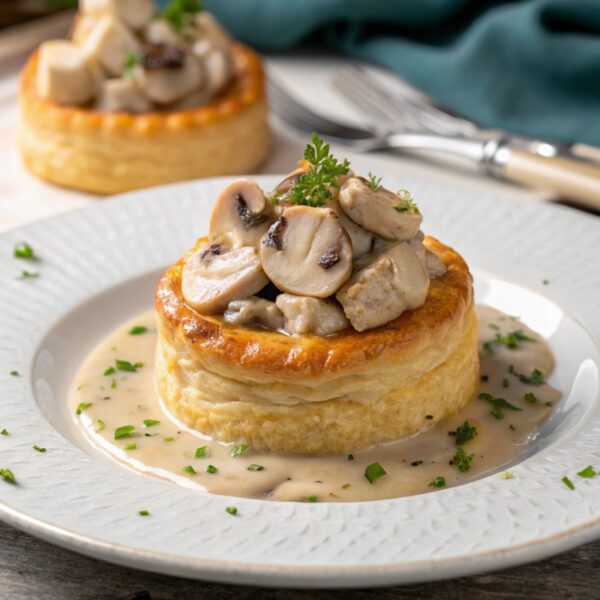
xmin=268 ymin=76 xmax=600 ymax=211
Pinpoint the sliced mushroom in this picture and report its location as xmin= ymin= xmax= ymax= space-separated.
xmin=80 ymin=15 xmax=141 ymax=77
xmin=36 ymin=40 xmax=99 ymax=105
xmin=409 ymin=235 xmax=448 ymax=279
xmin=276 ymin=294 xmax=349 ymax=336
xmin=192 ymin=41 xmax=233 ymax=94
xmin=210 ymin=179 xmax=276 ymax=248
xmin=80 ymin=0 xmax=155 ymax=30
xmin=135 ymin=46 xmax=203 ymax=105
xmin=271 ymin=167 xmax=307 ymax=198
xmin=336 ymin=242 xmax=429 ymax=332
xmin=96 ymin=78 xmax=151 ymax=113
xmin=224 ymin=297 xmax=284 ymax=330
xmin=259 ymin=206 xmax=352 ymax=298
xmin=144 ymin=19 xmax=182 ymax=47
xmin=326 ymin=197 xmax=374 ymax=259
xmin=338 ymin=177 xmax=422 ymax=242
xmin=193 ymin=12 xmax=232 ymax=48
xmin=182 ymin=243 xmax=268 ymax=314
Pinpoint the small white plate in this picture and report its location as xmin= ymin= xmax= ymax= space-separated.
xmin=0 ymin=176 xmax=599 ymax=588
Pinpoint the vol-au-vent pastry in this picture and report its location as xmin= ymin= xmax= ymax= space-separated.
xmin=155 ymin=135 xmax=479 ymax=454
xmin=18 ymin=0 xmax=271 ymax=194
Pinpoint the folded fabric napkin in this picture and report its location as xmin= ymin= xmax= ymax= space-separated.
xmin=202 ymin=0 xmax=600 ymax=146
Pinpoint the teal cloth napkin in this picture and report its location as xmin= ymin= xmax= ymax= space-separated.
xmin=201 ymin=0 xmax=600 ymax=146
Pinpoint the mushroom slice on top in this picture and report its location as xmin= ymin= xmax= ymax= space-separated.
xmin=276 ymin=294 xmax=349 ymax=336
xmin=336 ymin=242 xmax=429 ymax=332
xmin=210 ymin=179 xmax=276 ymax=248
xmin=182 ymin=243 xmax=268 ymax=314
xmin=259 ymin=206 xmax=353 ymax=298
xmin=224 ymin=297 xmax=284 ymax=330
xmin=327 ymin=197 xmax=374 ymax=259
xmin=338 ymin=177 xmax=422 ymax=242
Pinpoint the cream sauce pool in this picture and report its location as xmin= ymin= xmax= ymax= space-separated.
xmin=70 ymin=305 xmax=561 ymax=502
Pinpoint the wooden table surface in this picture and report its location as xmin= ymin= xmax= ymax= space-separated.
xmin=1 ymin=50 xmax=599 ymax=600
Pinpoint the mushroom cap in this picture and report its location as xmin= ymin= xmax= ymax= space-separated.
xmin=209 ymin=178 xmax=275 ymax=248
xmin=259 ymin=206 xmax=352 ymax=298
xmin=326 ymin=197 xmax=374 ymax=259
xmin=338 ymin=177 xmax=422 ymax=241
xmin=182 ymin=243 xmax=268 ymax=314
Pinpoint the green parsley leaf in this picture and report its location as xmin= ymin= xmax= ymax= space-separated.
xmin=115 ymin=359 xmax=141 ymax=373
xmin=114 ymin=425 xmax=135 ymax=440
xmin=32 ymin=445 xmax=46 ymax=453
xmin=161 ymin=0 xmax=204 ymax=34
xmin=524 ymin=392 xmax=538 ymax=404
xmin=111 ymin=378 xmax=117 ymax=389
xmin=562 ymin=476 xmax=575 ymax=490
xmin=96 ymin=420 xmax=105 ymax=433
xmin=225 ymin=506 xmax=238 ymax=515
xmin=394 ymin=190 xmax=419 ymax=213
xmin=502 ymin=378 xmax=509 ymax=388
xmin=448 ymin=421 xmax=477 ymax=446
xmin=124 ymin=443 xmax=137 ymax=450
xmin=428 ymin=476 xmax=446 ymax=488
xmin=479 ymin=393 xmax=522 ymax=420
xmin=364 ymin=462 xmax=387 ymax=484
xmin=9 ymin=370 xmax=19 ymax=377
xmin=14 ymin=242 xmax=35 ymax=260
xmin=76 ymin=402 xmax=92 ymax=415
xmin=410 ymin=460 xmax=423 ymax=467
xmin=0 ymin=468 xmax=16 ymax=484
xmin=287 ymin=133 xmax=350 ymax=207
xmin=483 ymin=330 xmax=535 ymax=355
xmin=452 ymin=447 xmax=474 ymax=472
xmin=307 ymin=495 xmax=318 ymax=503
xmin=195 ymin=446 xmax=209 ymax=458
xmin=230 ymin=444 xmax=249 ymax=457
xmin=508 ymin=365 xmax=545 ymax=385
xmin=129 ymin=325 xmax=148 ymax=335
xmin=183 ymin=465 xmax=197 ymax=475
xmin=103 ymin=366 xmax=116 ymax=376
xmin=164 ymin=437 xmax=174 ymax=442
xmin=143 ymin=419 xmax=160 ymax=428
xmin=138 ymin=509 xmax=150 ymax=516
xmin=247 ymin=464 xmax=264 ymax=471
xmin=577 ymin=465 xmax=597 ymax=479
xmin=0 ymin=429 xmax=8 ymax=436
xmin=123 ymin=52 xmax=141 ymax=77
xmin=17 ymin=270 xmax=39 ymax=279
xmin=206 ymin=464 xmax=218 ymax=474
xmin=366 ymin=172 xmax=382 ymax=191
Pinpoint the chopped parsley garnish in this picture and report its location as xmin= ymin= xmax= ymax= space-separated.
xmin=524 ymin=392 xmax=538 ymax=404
xmin=123 ymin=52 xmax=141 ymax=77
xmin=307 ymin=495 xmax=318 ymax=503
xmin=562 ymin=476 xmax=575 ymax=491
xmin=114 ymin=425 xmax=135 ymax=440
xmin=143 ymin=419 xmax=160 ymax=428
xmin=428 ymin=476 xmax=446 ymax=488
xmin=394 ymin=190 xmax=419 ymax=213
xmin=364 ymin=462 xmax=387 ymax=484
xmin=488 ymin=323 xmax=500 ymax=331
xmin=17 ymin=270 xmax=39 ymax=279
xmin=508 ymin=365 xmax=545 ymax=385
xmin=452 ymin=447 xmax=474 ymax=472
xmin=483 ymin=330 xmax=535 ymax=355
xmin=138 ymin=510 xmax=150 ymax=516
xmin=183 ymin=465 xmax=197 ymax=475
xmin=115 ymin=359 xmax=142 ymax=373
xmin=103 ymin=366 xmax=116 ymax=376
xmin=247 ymin=464 xmax=264 ymax=471
xmin=111 ymin=379 xmax=117 ymax=389
xmin=225 ymin=506 xmax=238 ymax=515
xmin=287 ymin=133 xmax=350 ymax=207
xmin=195 ymin=446 xmax=209 ymax=458
xmin=10 ymin=371 xmax=19 ymax=377
xmin=230 ymin=444 xmax=249 ymax=457
xmin=366 ymin=172 xmax=382 ymax=191
xmin=14 ymin=241 xmax=35 ymax=260
xmin=76 ymin=402 xmax=92 ymax=415
xmin=129 ymin=326 xmax=148 ymax=335
xmin=347 ymin=454 xmax=354 ymax=461
xmin=206 ymin=464 xmax=218 ymax=474
xmin=164 ymin=437 xmax=174 ymax=442
xmin=161 ymin=0 xmax=204 ymax=34
xmin=479 ymin=393 xmax=522 ymax=420
xmin=448 ymin=421 xmax=477 ymax=446
xmin=410 ymin=460 xmax=423 ymax=467
xmin=96 ymin=420 xmax=105 ymax=433
xmin=499 ymin=470 xmax=514 ymax=480
xmin=0 ymin=429 xmax=8 ymax=436
xmin=577 ymin=465 xmax=597 ymax=479
xmin=32 ymin=445 xmax=46 ymax=453
xmin=124 ymin=443 xmax=137 ymax=450
xmin=502 ymin=378 xmax=509 ymax=388
xmin=425 ymin=414 xmax=434 ymax=420
xmin=543 ymin=279 xmax=549 ymax=285
xmin=0 ymin=468 xmax=16 ymax=484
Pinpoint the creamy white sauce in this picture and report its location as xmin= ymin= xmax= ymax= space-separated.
xmin=70 ymin=305 xmax=561 ymax=502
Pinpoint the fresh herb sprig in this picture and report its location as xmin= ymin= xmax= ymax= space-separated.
xmin=483 ymin=329 xmax=535 ymax=355
xmin=366 ymin=172 xmax=382 ymax=191
xmin=452 ymin=447 xmax=474 ymax=472
xmin=288 ymin=133 xmax=350 ymax=207
xmin=508 ymin=365 xmax=545 ymax=385
xmin=449 ymin=421 xmax=477 ymax=446
xmin=479 ymin=393 xmax=522 ymax=420
xmin=394 ymin=189 xmax=419 ymax=213
xmin=161 ymin=0 xmax=204 ymax=34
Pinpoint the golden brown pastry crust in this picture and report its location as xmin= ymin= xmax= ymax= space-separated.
xmin=154 ymin=236 xmax=479 ymax=454
xmin=18 ymin=43 xmax=271 ymax=194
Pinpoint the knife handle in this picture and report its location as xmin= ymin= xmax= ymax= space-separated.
xmin=571 ymin=143 xmax=600 ymax=166
xmin=502 ymin=149 xmax=600 ymax=211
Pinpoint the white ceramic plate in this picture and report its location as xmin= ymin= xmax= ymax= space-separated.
xmin=1 ymin=175 xmax=599 ymax=588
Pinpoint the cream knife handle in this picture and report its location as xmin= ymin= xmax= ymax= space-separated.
xmin=499 ymin=149 xmax=600 ymax=211
xmin=571 ymin=143 xmax=600 ymax=166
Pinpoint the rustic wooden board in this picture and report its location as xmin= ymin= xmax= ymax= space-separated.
xmin=1 ymin=522 xmax=598 ymax=600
